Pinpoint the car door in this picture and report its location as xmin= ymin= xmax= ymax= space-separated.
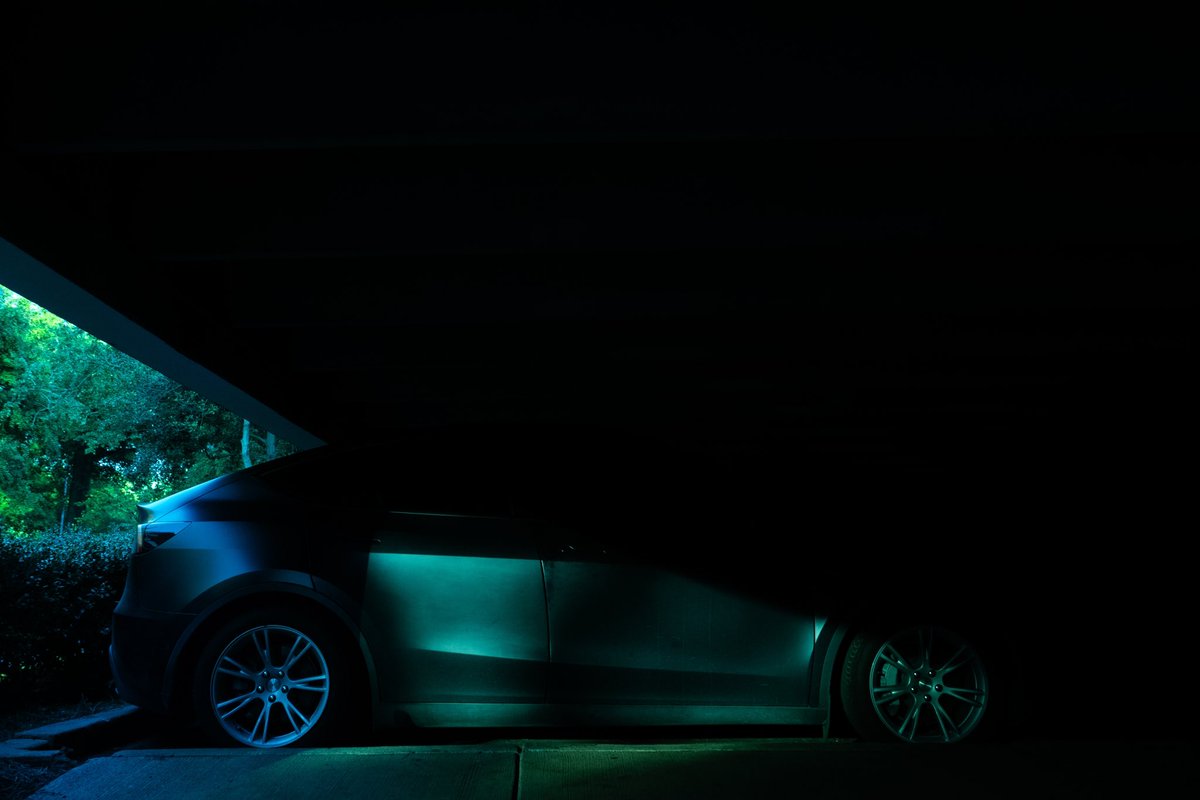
xmin=285 ymin=437 xmax=549 ymax=706
xmin=534 ymin=517 xmax=817 ymax=708
xmin=362 ymin=510 xmax=548 ymax=705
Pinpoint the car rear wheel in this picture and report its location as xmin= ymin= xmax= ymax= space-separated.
xmin=192 ymin=608 xmax=352 ymax=748
xmin=841 ymin=624 xmax=990 ymax=744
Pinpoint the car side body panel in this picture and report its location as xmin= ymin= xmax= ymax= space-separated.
xmin=309 ymin=511 xmax=550 ymax=706
xmin=543 ymin=558 xmax=815 ymax=706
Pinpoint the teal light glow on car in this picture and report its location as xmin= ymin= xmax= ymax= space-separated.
xmin=110 ymin=424 xmax=1015 ymax=748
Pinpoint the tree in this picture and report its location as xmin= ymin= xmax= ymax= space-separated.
xmin=0 ymin=286 xmax=297 ymax=535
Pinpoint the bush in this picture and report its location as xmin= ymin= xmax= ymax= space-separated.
xmin=0 ymin=528 xmax=132 ymax=712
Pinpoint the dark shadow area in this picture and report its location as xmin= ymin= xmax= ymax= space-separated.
xmin=4 ymin=4 xmax=1197 ymax=755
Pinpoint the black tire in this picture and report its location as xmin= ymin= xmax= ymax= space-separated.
xmin=841 ymin=623 xmax=993 ymax=744
xmin=192 ymin=607 xmax=357 ymax=748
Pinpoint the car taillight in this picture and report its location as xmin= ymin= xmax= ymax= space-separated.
xmin=135 ymin=522 xmax=190 ymax=554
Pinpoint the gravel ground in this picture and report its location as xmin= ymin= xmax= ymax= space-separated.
xmin=0 ymin=759 xmax=76 ymax=800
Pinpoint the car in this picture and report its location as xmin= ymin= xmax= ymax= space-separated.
xmin=110 ymin=423 xmax=1021 ymax=748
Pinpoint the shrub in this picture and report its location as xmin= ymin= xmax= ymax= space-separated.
xmin=0 ymin=528 xmax=132 ymax=711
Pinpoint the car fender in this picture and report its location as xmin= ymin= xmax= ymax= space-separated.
xmin=810 ymin=618 xmax=852 ymax=733
xmin=163 ymin=570 xmax=380 ymax=713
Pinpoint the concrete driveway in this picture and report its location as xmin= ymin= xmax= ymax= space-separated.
xmin=29 ymin=737 xmax=1197 ymax=799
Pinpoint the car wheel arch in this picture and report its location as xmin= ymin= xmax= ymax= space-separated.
xmin=166 ymin=585 xmax=377 ymax=723
xmin=810 ymin=619 xmax=852 ymax=737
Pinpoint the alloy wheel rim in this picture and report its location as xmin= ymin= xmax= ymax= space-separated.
xmin=868 ymin=625 xmax=988 ymax=744
xmin=210 ymin=624 xmax=330 ymax=748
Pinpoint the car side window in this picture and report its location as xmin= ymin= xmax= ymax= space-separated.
xmin=261 ymin=443 xmax=511 ymax=517
xmin=375 ymin=448 xmax=511 ymax=518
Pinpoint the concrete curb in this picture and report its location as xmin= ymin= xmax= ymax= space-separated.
xmin=6 ymin=704 xmax=150 ymax=757
xmin=0 ymin=742 xmax=65 ymax=761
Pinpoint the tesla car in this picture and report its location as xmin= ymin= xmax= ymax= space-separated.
xmin=110 ymin=424 xmax=1017 ymax=747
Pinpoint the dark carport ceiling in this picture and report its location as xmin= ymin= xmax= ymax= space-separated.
xmin=1 ymin=5 xmax=1196 ymax=499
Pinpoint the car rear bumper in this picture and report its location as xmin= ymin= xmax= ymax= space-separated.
xmin=110 ymin=599 xmax=196 ymax=712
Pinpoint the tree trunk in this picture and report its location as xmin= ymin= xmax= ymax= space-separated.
xmin=59 ymin=470 xmax=70 ymax=536
xmin=65 ymin=446 xmax=95 ymax=530
xmin=266 ymin=431 xmax=276 ymax=460
xmin=241 ymin=419 xmax=253 ymax=468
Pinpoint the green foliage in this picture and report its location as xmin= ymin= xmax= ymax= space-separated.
xmin=0 ymin=529 xmax=132 ymax=709
xmin=0 ymin=283 xmax=300 ymax=709
xmin=74 ymin=477 xmax=141 ymax=534
xmin=0 ymin=285 xmax=297 ymax=535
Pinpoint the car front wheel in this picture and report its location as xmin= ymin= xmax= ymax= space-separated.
xmin=192 ymin=609 xmax=351 ymax=748
xmin=841 ymin=624 xmax=991 ymax=744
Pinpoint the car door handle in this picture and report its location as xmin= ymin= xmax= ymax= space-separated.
xmin=559 ymin=543 xmax=608 ymax=557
